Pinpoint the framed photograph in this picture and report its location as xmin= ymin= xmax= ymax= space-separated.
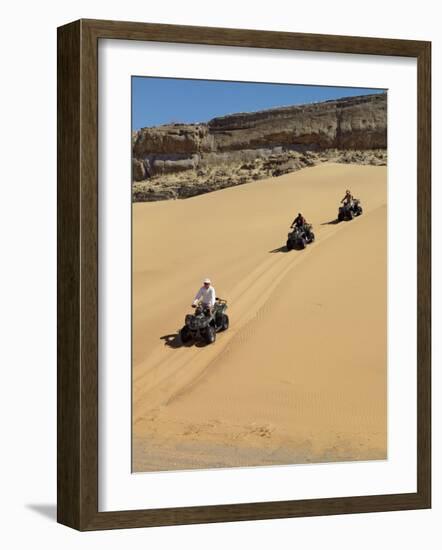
xmin=57 ymin=19 xmax=431 ymax=530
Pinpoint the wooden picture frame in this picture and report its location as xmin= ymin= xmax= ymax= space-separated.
xmin=57 ymin=18 xmax=431 ymax=531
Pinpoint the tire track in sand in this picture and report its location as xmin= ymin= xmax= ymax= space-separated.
xmin=133 ymin=211 xmax=372 ymax=418
xmin=159 ymin=207 xmax=384 ymax=406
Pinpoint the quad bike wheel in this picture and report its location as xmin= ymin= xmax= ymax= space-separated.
xmin=180 ymin=325 xmax=192 ymax=343
xmin=347 ymin=210 xmax=354 ymax=220
xmin=286 ymin=239 xmax=293 ymax=251
xmin=298 ymin=238 xmax=306 ymax=249
xmin=203 ymin=326 xmax=216 ymax=345
xmin=220 ymin=314 xmax=229 ymax=331
xmin=309 ymin=232 xmax=315 ymax=242
xmin=338 ymin=211 xmax=344 ymax=222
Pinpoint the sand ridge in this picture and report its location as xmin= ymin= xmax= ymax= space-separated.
xmin=132 ymin=163 xmax=387 ymax=471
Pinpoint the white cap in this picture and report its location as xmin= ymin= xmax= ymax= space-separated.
xmin=203 ymin=277 xmax=211 ymax=284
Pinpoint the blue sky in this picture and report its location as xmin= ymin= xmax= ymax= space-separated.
xmin=132 ymin=77 xmax=384 ymax=131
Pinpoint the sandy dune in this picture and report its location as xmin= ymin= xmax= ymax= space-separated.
xmin=132 ymin=163 xmax=387 ymax=472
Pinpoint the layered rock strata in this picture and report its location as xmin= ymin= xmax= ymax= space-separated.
xmin=132 ymin=92 xmax=387 ymax=201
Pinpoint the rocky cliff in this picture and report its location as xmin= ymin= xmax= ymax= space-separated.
xmin=132 ymin=92 xmax=387 ymax=201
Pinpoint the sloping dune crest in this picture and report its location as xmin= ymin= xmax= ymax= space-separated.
xmin=132 ymin=163 xmax=387 ymax=471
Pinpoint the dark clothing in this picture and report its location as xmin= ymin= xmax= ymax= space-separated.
xmin=293 ymin=215 xmax=306 ymax=227
xmin=341 ymin=193 xmax=353 ymax=205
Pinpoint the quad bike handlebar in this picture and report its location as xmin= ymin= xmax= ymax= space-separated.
xmin=192 ymin=298 xmax=227 ymax=308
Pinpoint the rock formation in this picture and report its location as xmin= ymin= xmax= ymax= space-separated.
xmin=132 ymin=92 xmax=387 ymax=201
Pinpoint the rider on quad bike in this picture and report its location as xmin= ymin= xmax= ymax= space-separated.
xmin=192 ymin=277 xmax=216 ymax=311
xmin=341 ymin=189 xmax=354 ymax=208
xmin=180 ymin=278 xmax=229 ymax=345
xmin=287 ymin=213 xmax=315 ymax=250
xmin=291 ymin=213 xmax=313 ymax=238
xmin=338 ymin=190 xmax=363 ymax=221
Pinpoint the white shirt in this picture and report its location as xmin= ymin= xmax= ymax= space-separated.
xmin=194 ymin=285 xmax=216 ymax=307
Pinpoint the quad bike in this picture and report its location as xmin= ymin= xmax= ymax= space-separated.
xmin=180 ymin=298 xmax=229 ymax=345
xmin=337 ymin=198 xmax=363 ymax=222
xmin=286 ymin=224 xmax=315 ymax=250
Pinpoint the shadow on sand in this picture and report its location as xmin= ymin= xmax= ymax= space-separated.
xmin=321 ymin=219 xmax=340 ymax=226
xmin=160 ymin=333 xmax=184 ymax=348
xmin=160 ymin=333 xmax=207 ymax=349
xmin=269 ymin=245 xmax=290 ymax=253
